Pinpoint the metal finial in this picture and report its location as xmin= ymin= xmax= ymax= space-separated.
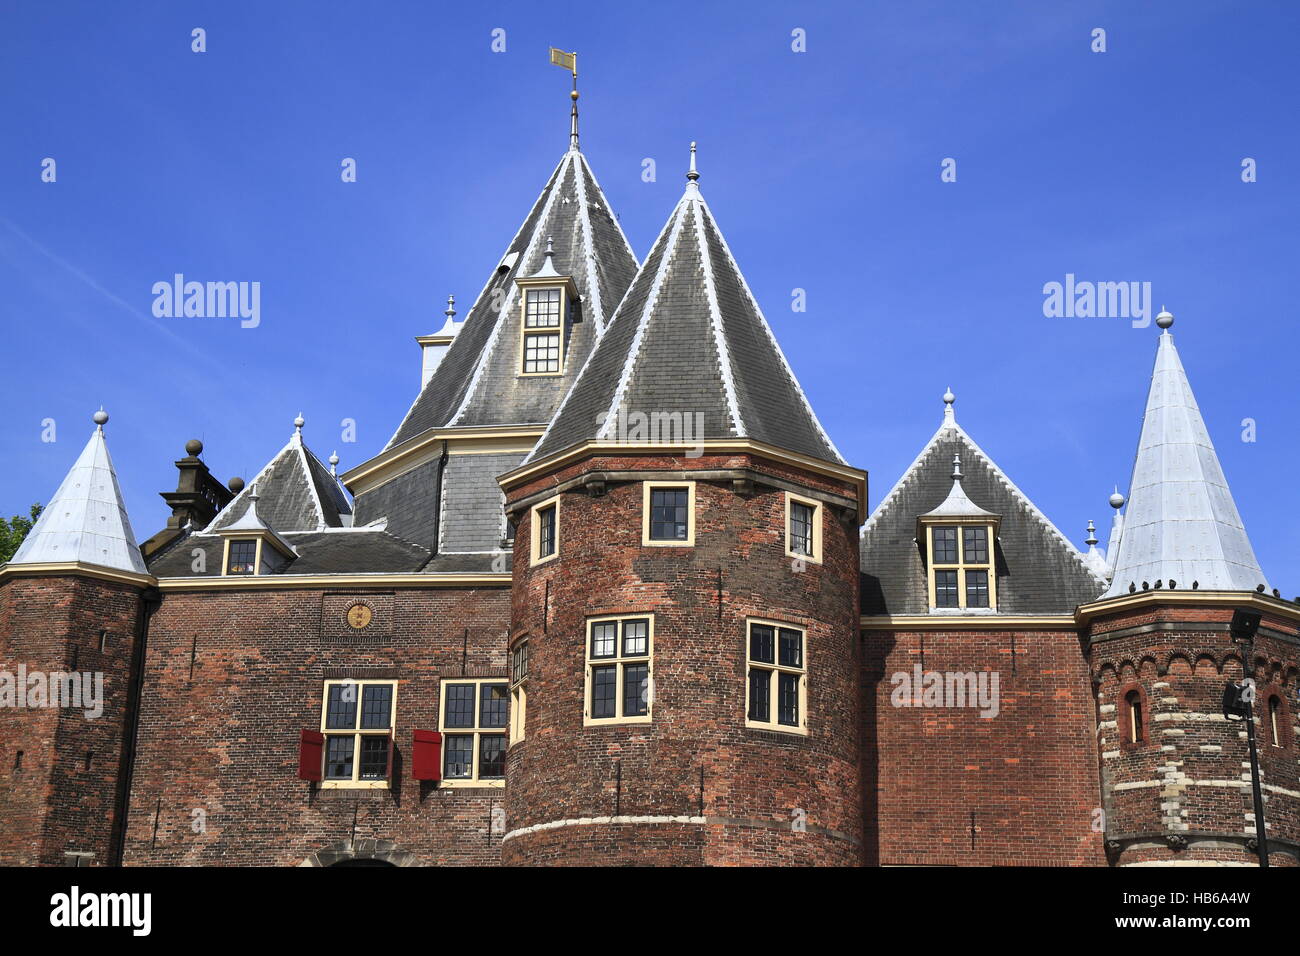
xmin=92 ymin=407 xmax=109 ymax=429
xmin=569 ymin=52 xmax=580 ymax=151
xmin=951 ymin=453 xmax=963 ymax=482
xmin=329 ymin=451 xmax=340 ymax=476
xmin=1109 ymin=486 xmax=1126 ymax=510
xmin=943 ymin=387 xmax=955 ymax=406
xmin=228 ymin=476 xmax=245 ymax=493
xmin=686 ymin=142 xmax=699 ymax=182
xmin=1085 ymin=520 xmax=1098 ymax=546
xmin=1156 ymin=306 xmax=1174 ymax=330
xmin=545 ymin=236 xmax=554 ymax=260
xmin=294 ymin=413 xmax=305 ymax=432
xmin=445 ymin=294 xmax=456 ymax=320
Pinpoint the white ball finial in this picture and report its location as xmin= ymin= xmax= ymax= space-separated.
xmin=294 ymin=413 xmax=305 ymax=431
xmin=1109 ymin=488 xmax=1126 ymax=510
xmin=92 ymin=409 xmax=109 ymax=426
xmin=943 ymin=387 xmax=955 ymax=405
xmin=1155 ymin=307 xmax=1174 ymax=329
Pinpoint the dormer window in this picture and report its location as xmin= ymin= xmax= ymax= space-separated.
xmin=225 ymin=539 xmax=258 ymax=575
xmin=516 ymin=236 xmax=577 ymax=377
xmin=918 ymin=454 xmax=1000 ymax=612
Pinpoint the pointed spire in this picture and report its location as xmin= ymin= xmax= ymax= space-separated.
xmin=9 ymin=410 xmax=146 ymax=574
xmin=530 ymin=235 xmax=562 ymax=279
xmin=921 ymin=452 xmax=998 ymax=520
xmin=1103 ymin=316 xmax=1266 ymax=596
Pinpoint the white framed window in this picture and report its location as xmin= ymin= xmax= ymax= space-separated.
xmin=924 ymin=523 xmax=996 ymax=610
xmin=642 ymin=481 xmax=695 ymax=546
xmin=509 ymin=640 xmax=529 ymax=745
xmin=320 ymin=679 xmax=397 ymax=789
xmin=439 ymin=678 xmax=508 ymax=788
xmin=529 ymin=496 xmax=560 ymax=566
xmin=745 ymin=620 xmax=807 ymax=735
xmin=520 ymin=287 xmax=565 ymax=375
xmin=584 ymin=615 xmax=653 ymax=726
xmin=785 ymin=492 xmax=823 ymax=564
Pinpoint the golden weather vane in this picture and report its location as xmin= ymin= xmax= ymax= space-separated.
xmin=549 ymin=47 xmax=579 ymax=150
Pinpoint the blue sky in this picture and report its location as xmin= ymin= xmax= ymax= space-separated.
xmin=2 ymin=0 xmax=1297 ymax=589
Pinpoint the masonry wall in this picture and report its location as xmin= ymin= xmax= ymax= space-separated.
xmin=1087 ymin=601 xmax=1300 ymax=867
xmin=861 ymin=626 xmax=1106 ymax=866
xmin=120 ymin=584 xmax=510 ymax=866
xmin=0 ymin=574 xmax=144 ymax=866
xmin=502 ymin=452 xmax=863 ymax=866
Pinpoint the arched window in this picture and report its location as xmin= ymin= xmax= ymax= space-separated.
xmin=1125 ymin=689 xmax=1143 ymax=745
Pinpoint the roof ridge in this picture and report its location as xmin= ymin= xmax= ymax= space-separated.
xmin=572 ymin=153 xmax=606 ymax=335
xmin=204 ymin=433 xmax=296 ymax=532
xmin=293 ymin=438 xmax=328 ymax=532
xmin=695 ymin=198 xmax=846 ymax=465
xmin=693 ymin=196 xmax=745 ymax=437
xmin=595 ymin=196 xmax=692 ymax=441
xmin=381 ymin=151 xmax=572 ymax=451
xmin=860 ymin=419 xmax=953 ymax=536
xmin=573 ymin=151 xmax=638 ymax=294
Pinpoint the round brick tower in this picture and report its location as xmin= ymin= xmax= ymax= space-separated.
xmin=498 ymin=154 xmax=865 ymax=865
xmin=1084 ymin=313 xmax=1300 ymax=866
xmin=501 ymin=449 xmax=864 ymax=865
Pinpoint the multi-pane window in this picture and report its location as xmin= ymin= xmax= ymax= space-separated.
xmin=746 ymin=621 xmax=807 ymax=734
xmin=320 ymin=680 xmax=396 ymax=788
xmin=785 ymin=494 xmax=822 ymax=563
xmin=530 ymin=497 xmax=560 ymax=565
xmin=585 ymin=616 xmax=652 ymax=724
xmin=509 ymin=640 xmax=529 ymax=745
xmin=439 ymin=679 xmax=508 ymax=786
xmin=927 ymin=523 xmax=996 ymax=610
xmin=643 ymin=483 xmax=694 ymax=545
xmin=522 ymin=288 xmax=563 ymax=374
xmin=226 ymin=539 xmax=258 ymax=575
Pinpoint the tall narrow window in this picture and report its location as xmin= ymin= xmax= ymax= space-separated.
xmin=529 ymin=496 xmax=560 ymax=566
xmin=521 ymin=288 xmax=563 ymax=374
xmin=320 ymin=680 xmax=396 ymax=789
xmin=746 ymin=620 xmax=807 ymax=734
xmin=1269 ymin=695 xmax=1282 ymax=747
xmin=643 ymin=482 xmax=695 ymax=546
xmin=585 ymin=616 xmax=653 ymax=725
xmin=1126 ymin=690 xmax=1143 ymax=745
xmin=509 ymin=640 xmax=529 ymax=745
xmin=925 ymin=523 xmax=996 ymax=610
xmin=785 ymin=493 xmax=823 ymax=563
xmin=439 ymin=678 xmax=508 ymax=787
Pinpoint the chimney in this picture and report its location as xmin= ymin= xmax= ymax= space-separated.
xmin=140 ymin=439 xmax=238 ymax=557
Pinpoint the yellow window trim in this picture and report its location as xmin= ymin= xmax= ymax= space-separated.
xmin=437 ymin=676 xmax=509 ymax=789
xmin=641 ymin=481 xmax=696 ymax=547
xmin=509 ymin=638 xmax=529 ymax=746
xmin=584 ymin=614 xmax=654 ymax=727
xmin=319 ymin=678 xmax=398 ymax=790
xmin=784 ymin=492 xmax=823 ymax=564
xmin=922 ymin=521 xmax=998 ymax=611
xmin=529 ymin=495 xmax=561 ymax=566
xmin=517 ymin=284 xmax=568 ymax=377
xmin=221 ymin=536 xmax=263 ymax=576
xmin=743 ymin=617 xmax=809 ymax=736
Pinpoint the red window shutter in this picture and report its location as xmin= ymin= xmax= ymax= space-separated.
xmin=298 ymin=729 xmax=324 ymax=781
xmin=412 ymin=729 xmax=442 ymax=781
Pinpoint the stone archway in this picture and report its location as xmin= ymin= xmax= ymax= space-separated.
xmin=299 ymin=839 xmax=422 ymax=867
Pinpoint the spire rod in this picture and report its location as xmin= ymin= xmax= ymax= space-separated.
xmin=445 ymin=294 xmax=456 ymax=320
xmin=549 ymin=47 xmax=580 ymax=150
xmin=687 ymin=141 xmax=699 ymax=183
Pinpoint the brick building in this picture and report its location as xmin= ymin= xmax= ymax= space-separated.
xmin=2 ymin=99 xmax=1297 ymax=868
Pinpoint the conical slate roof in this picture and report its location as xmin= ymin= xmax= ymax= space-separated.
xmin=206 ymin=418 xmax=352 ymax=533
xmin=384 ymin=147 xmax=638 ymax=447
xmin=527 ymin=155 xmax=843 ymax=466
xmin=1103 ymin=320 xmax=1266 ymax=596
xmin=9 ymin=414 xmax=147 ymax=574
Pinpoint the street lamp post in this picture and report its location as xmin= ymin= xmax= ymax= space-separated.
xmin=1223 ymin=608 xmax=1268 ymax=868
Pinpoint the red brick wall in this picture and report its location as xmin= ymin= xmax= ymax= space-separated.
xmin=502 ymin=452 xmax=863 ymax=866
xmin=1087 ymin=602 xmax=1300 ymax=866
xmin=862 ymin=626 xmax=1106 ymax=866
xmin=120 ymin=584 xmax=511 ymax=866
xmin=0 ymin=574 xmax=144 ymax=866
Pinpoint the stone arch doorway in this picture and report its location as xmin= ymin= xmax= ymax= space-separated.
xmin=300 ymin=840 xmax=422 ymax=867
